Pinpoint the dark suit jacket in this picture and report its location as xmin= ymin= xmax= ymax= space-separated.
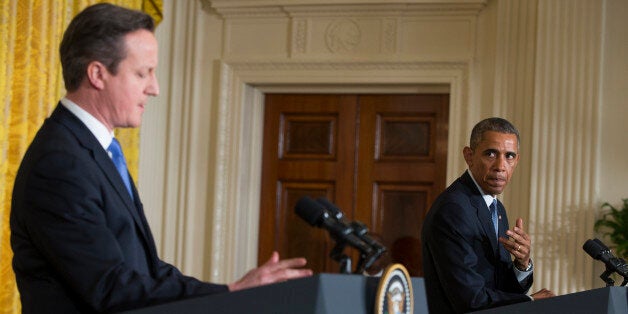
xmin=421 ymin=171 xmax=532 ymax=314
xmin=11 ymin=104 xmax=228 ymax=313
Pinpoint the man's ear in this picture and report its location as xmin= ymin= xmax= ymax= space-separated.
xmin=463 ymin=146 xmax=473 ymax=166
xmin=86 ymin=61 xmax=106 ymax=90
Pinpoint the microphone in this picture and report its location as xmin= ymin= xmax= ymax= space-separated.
xmin=583 ymin=238 xmax=628 ymax=286
xmin=294 ymin=196 xmax=373 ymax=256
xmin=315 ymin=197 xmax=344 ymax=221
xmin=349 ymin=221 xmax=385 ymax=250
xmin=315 ymin=197 xmax=386 ymax=251
xmin=314 ymin=197 xmax=387 ymax=271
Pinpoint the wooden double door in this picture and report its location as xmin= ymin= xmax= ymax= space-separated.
xmin=258 ymin=93 xmax=448 ymax=275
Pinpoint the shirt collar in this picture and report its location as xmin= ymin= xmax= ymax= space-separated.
xmin=60 ymin=97 xmax=114 ymax=150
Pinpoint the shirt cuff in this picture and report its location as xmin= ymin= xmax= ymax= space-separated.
xmin=515 ymin=259 xmax=533 ymax=282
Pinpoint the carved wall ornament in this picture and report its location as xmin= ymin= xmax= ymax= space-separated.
xmin=294 ymin=19 xmax=307 ymax=54
xmin=325 ymin=19 xmax=361 ymax=53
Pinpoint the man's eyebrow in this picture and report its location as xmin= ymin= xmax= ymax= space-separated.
xmin=482 ymin=148 xmax=517 ymax=156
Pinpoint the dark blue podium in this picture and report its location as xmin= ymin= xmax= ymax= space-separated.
xmin=121 ymin=274 xmax=428 ymax=314
xmin=472 ymin=286 xmax=628 ymax=314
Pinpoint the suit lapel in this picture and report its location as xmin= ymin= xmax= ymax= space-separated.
xmin=474 ymin=195 xmax=500 ymax=254
xmin=129 ymin=180 xmax=160 ymax=265
xmin=460 ymin=172 xmax=501 ymax=255
xmin=51 ymin=104 xmax=153 ymax=243
xmin=93 ymin=150 xmax=140 ymax=214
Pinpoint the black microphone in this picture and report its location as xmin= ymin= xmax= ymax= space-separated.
xmin=314 ymin=197 xmax=387 ymax=272
xmin=593 ymin=238 xmax=612 ymax=251
xmin=315 ymin=198 xmax=383 ymax=243
xmin=315 ymin=197 xmax=344 ymax=221
xmin=350 ymin=221 xmax=386 ymax=251
xmin=583 ymin=238 xmax=628 ymax=285
xmin=294 ymin=196 xmax=373 ymax=255
xmin=315 ymin=198 xmax=386 ymax=250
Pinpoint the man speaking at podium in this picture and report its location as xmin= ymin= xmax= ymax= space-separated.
xmin=10 ymin=4 xmax=311 ymax=313
xmin=421 ymin=118 xmax=555 ymax=313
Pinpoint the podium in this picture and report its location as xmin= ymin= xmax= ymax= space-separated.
xmin=121 ymin=274 xmax=428 ymax=314
xmin=471 ymin=286 xmax=628 ymax=314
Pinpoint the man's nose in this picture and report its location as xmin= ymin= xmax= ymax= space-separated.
xmin=493 ymin=155 xmax=507 ymax=171
xmin=147 ymin=74 xmax=159 ymax=96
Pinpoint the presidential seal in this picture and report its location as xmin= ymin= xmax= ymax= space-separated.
xmin=375 ymin=264 xmax=413 ymax=314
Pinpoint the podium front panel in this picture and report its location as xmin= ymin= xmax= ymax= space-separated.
xmin=471 ymin=286 xmax=628 ymax=314
xmin=120 ymin=274 xmax=428 ymax=314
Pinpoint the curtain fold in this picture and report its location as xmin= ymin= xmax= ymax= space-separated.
xmin=0 ymin=1 xmax=162 ymax=313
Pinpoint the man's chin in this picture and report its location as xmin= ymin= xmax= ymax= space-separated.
xmin=486 ymin=186 xmax=505 ymax=195
xmin=124 ymin=120 xmax=142 ymax=129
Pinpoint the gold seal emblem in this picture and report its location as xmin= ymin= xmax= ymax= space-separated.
xmin=375 ymin=263 xmax=413 ymax=314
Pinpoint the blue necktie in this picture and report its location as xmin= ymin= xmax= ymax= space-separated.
xmin=108 ymin=138 xmax=133 ymax=199
xmin=490 ymin=199 xmax=498 ymax=239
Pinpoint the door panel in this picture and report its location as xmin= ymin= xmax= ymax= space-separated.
xmin=258 ymin=94 xmax=358 ymax=272
xmin=355 ymin=94 xmax=449 ymax=276
xmin=258 ymin=93 xmax=448 ymax=275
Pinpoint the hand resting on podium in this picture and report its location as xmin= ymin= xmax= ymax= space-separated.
xmin=530 ymin=288 xmax=555 ymax=300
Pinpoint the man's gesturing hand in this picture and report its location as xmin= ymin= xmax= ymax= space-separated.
xmin=500 ymin=218 xmax=531 ymax=270
xmin=228 ymin=251 xmax=313 ymax=292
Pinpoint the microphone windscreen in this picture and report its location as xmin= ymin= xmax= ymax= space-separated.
xmin=295 ymin=196 xmax=325 ymax=227
xmin=583 ymin=239 xmax=604 ymax=260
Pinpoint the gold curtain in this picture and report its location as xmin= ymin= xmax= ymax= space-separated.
xmin=0 ymin=1 xmax=162 ymax=313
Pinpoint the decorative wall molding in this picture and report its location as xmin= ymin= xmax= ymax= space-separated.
xmin=214 ymin=1 xmax=480 ymax=61
xmin=204 ymin=0 xmax=487 ymax=18
xmin=223 ymin=60 xmax=467 ymax=72
xmin=293 ymin=19 xmax=308 ymax=55
xmin=382 ymin=18 xmax=397 ymax=53
xmin=324 ymin=19 xmax=361 ymax=53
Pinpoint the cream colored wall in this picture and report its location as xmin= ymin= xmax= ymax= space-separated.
xmin=138 ymin=0 xmax=627 ymax=295
xmin=599 ymin=0 xmax=628 ymax=207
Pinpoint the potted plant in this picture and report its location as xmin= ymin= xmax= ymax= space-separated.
xmin=594 ymin=198 xmax=628 ymax=259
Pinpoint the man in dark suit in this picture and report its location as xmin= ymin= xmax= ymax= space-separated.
xmin=10 ymin=4 xmax=311 ymax=313
xmin=421 ymin=117 xmax=555 ymax=313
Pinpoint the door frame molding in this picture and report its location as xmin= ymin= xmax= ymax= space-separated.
xmin=208 ymin=60 xmax=475 ymax=282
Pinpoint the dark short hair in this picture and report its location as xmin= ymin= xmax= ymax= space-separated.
xmin=59 ymin=3 xmax=155 ymax=92
xmin=469 ymin=117 xmax=520 ymax=150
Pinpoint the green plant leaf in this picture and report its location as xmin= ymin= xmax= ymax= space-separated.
xmin=594 ymin=198 xmax=628 ymax=259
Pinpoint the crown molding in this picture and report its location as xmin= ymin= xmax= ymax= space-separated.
xmin=202 ymin=0 xmax=487 ymax=18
